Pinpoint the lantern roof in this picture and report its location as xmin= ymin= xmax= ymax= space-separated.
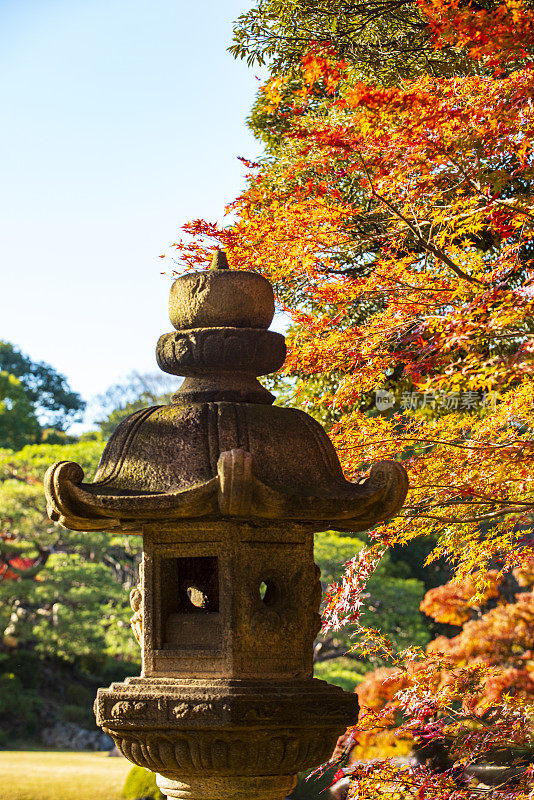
xmin=45 ymin=252 xmax=407 ymax=534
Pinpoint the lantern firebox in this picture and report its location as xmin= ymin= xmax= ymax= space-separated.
xmin=45 ymin=252 xmax=408 ymax=800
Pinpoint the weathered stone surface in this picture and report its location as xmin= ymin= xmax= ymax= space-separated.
xmin=156 ymin=328 xmax=285 ymax=379
xmin=97 ymin=678 xmax=357 ymax=733
xmin=45 ymin=423 xmax=407 ymax=533
xmin=96 ymin=677 xmax=357 ymax=773
xmin=45 ymin=252 xmax=408 ymax=800
xmin=156 ymin=327 xmax=285 ymax=404
xmin=97 ymin=676 xmax=355 ymax=799
xmin=135 ymin=522 xmax=321 ymax=680
xmin=156 ymin=775 xmax=296 ymax=800
xmin=168 ymin=253 xmax=275 ymax=332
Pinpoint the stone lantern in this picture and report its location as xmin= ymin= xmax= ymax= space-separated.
xmin=45 ymin=252 xmax=408 ymax=800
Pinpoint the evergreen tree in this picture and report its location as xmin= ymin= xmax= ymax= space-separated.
xmin=0 ymin=342 xmax=85 ymax=447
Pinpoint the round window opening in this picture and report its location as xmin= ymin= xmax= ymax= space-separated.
xmin=259 ymin=579 xmax=279 ymax=607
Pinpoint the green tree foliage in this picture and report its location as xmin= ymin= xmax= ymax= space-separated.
xmin=230 ymin=0 xmax=468 ymax=79
xmin=0 ymin=441 xmax=141 ymax=665
xmin=0 ymin=372 xmax=41 ymax=450
xmin=0 ymin=342 xmax=85 ymax=446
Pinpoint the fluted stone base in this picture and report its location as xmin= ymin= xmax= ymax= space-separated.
xmin=95 ymin=676 xmax=357 ymax=797
xmin=156 ymin=774 xmax=296 ymax=800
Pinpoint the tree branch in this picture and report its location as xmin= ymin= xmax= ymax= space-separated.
xmin=357 ymin=152 xmax=485 ymax=286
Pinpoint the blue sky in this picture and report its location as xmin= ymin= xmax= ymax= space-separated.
xmin=1 ymin=0 xmax=271 ymax=425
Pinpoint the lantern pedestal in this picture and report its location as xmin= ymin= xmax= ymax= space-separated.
xmin=156 ymin=774 xmax=296 ymax=800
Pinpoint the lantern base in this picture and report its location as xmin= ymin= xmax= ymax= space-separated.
xmin=96 ymin=676 xmax=357 ymax=799
xmin=156 ymin=774 xmax=296 ymax=800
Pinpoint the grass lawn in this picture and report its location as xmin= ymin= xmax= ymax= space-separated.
xmin=0 ymin=750 xmax=132 ymax=800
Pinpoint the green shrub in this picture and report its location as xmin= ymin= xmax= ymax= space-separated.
xmin=99 ymin=657 xmax=141 ymax=685
xmin=0 ymin=650 xmax=42 ymax=689
xmin=65 ymin=683 xmax=94 ymax=706
xmin=289 ymin=767 xmax=338 ymax=800
xmin=0 ymin=654 xmax=41 ymax=737
xmin=62 ymin=703 xmax=96 ymax=728
xmin=314 ymin=657 xmax=366 ymax=693
xmin=122 ymin=766 xmax=164 ymax=799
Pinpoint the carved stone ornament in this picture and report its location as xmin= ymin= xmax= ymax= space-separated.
xmin=130 ymin=559 xmax=144 ymax=645
xmin=45 ymin=250 xmax=408 ymax=800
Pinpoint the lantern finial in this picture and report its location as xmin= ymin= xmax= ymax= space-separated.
xmin=210 ymin=249 xmax=229 ymax=270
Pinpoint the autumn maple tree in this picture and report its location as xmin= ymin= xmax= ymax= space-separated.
xmin=165 ymin=0 xmax=534 ymax=795
xmin=351 ymin=566 xmax=534 ymax=783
